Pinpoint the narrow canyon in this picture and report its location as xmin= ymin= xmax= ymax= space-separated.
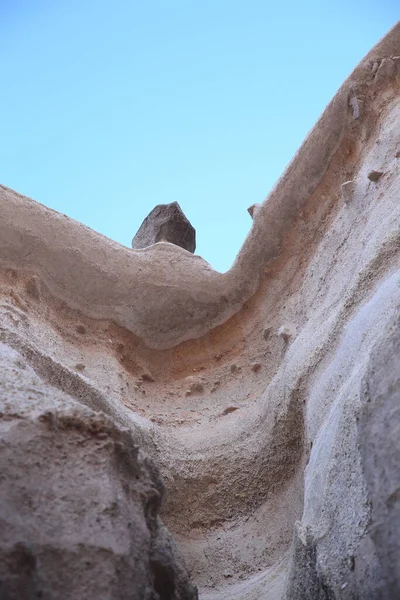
xmin=1 ymin=23 xmax=399 ymax=600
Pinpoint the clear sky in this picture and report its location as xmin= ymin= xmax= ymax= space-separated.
xmin=1 ymin=2 xmax=397 ymax=272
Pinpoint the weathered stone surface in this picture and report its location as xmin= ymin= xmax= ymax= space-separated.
xmin=358 ymin=319 xmax=400 ymax=599
xmin=0 ymin=344 xmax=198 ymax=600
xmin=0 ymin=22 xmax=400 ymax=600
xmin=132 ymin=202 xmax=196 ymax=253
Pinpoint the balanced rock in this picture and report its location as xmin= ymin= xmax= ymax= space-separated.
xmin=132 ymin=202 xmax=196 ymax=253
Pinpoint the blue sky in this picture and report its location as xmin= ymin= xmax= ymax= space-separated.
xmin=1 ymin=2 xmax=397 ymax=272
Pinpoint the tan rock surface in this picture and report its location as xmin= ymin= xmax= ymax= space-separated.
xmin=0 ymin=344 xmax=198 ymax=600
xmin=1 ymin=22 xmax=399 ymax=600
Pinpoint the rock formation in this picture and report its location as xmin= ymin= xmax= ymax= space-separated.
xmin=1 ymin=22 xmax=400 ymax=600
xmin=0 ymin=345 xmax=198 ymax=600
xmin=132 ymin=202 xmax=196 ymax=253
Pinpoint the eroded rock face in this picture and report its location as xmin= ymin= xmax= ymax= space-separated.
xmin=358 ymin=319 xmax=400 ymax=599
xmin=0 ymin=344 xmax=198 ymax=600
xmin=0 ymin=22 xmax=400 ymax=600
xmin=132 ymin=202 xmax=196 ymax=253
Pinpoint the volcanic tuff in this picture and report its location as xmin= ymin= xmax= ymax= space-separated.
xmin=1 ymin=23 xmax=400 ymax=600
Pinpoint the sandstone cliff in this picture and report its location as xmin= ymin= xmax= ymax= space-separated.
xmin=1 ymin=23 xmax=399 ymax=600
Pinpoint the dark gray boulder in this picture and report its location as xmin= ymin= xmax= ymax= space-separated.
xmin=132 ymin=202 xmax=196 ymax=253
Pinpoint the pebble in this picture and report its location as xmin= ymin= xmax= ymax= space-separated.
xmin=221 ymin=406 xmax=239 ymax=416
xmin=367 ymin=170 xmax=383 ymax=182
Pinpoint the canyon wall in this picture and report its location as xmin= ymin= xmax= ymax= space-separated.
xmin=1 ymin=23 xmax=399 ymax=600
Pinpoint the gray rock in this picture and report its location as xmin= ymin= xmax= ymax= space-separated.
xmin=358 ymin=319 xmax=400 ymax=599
xmin=132 ymin=202 xmax=196 ymax=253
xmin=367 ymin=170 xmax=384 ymax=182
xmin=0 ymin=343 xmax=198 ymax=600
xmin=285 ymin=313 xmax=400 ymax=600
xmin=285 ymin=523 xmax=332 ymax=600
